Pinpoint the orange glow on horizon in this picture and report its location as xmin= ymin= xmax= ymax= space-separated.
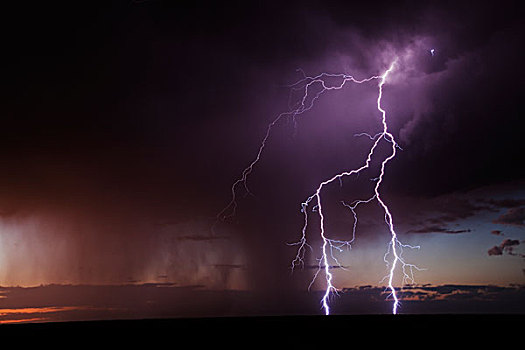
xmin=0 ymin=317 xmax=48 ymax=324
xmin=0 ymin=306 xmax=90 ymax=324
xmin=0 ymin=306 xmax=84 ymax=315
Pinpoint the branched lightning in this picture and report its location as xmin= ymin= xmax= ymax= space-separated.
xmin=217 ymin=72 xmax=379 ymax=222
xmin=218 ymin=58 xmax=422 ymax=315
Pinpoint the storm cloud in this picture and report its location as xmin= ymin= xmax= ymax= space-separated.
xmin=493 ymin=208 xmax=525 ymax=226
xmin=1 ymin=0 xmax=524 ymax=304
xmin=407 ymin=226 xmax=471 ymax=234
xmin=488 ymin=238 xmax=521 ymax=256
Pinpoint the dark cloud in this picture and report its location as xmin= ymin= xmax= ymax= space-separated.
xmin=501 ymin=239 xmax=519 ymax=248
xmin=488 ymin=239 xmax=521 ymax=256
xmin=413 ymin=197 xmax=492 ymax=225
xmin=493 ymin=208 xmax=525 ymax=226
xmin=478 ymin=199 xmax=525 ymax=209
xmin=407 ymin=226 xmax=471 ymax=234
xmin=488 ymin=246 xmax=504 ymax=256
xmin=345 ymin=284 xmax=525 ymax=313
xmin=339 ymin=284 xmax=525 ymax=310
xmin=396 ymin=284 xmax=520 ymax=302
xmin=399 ymin=191 xmax=525 ymax=238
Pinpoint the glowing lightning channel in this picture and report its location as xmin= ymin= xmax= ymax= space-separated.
xmin=219 ymin=58 xmax=421 ymax=315
xmin=217 ymin=72 xmax=380 ymax=222
xmin=291 ymin=60 xmax=421 ymax=315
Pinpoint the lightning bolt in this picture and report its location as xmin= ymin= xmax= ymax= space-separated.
xmin=219 ymin=58 xmax=421 ymax=315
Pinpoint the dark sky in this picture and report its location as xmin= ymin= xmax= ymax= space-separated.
xmin=1 ymin=0 xmax=524 ymax=316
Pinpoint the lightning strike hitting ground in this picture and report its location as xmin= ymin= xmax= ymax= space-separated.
xmin=219 ymin=59 xmax=421 ymax=315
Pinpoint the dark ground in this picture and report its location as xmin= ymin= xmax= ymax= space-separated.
xmin=0 ymin=315 xmax=521 ymax=346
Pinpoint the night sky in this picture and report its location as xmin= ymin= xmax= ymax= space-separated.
xmin=1 ymin=0 xmax=524 ymax=322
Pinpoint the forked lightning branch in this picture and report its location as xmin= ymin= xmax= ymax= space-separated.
xmin=218 ymin=58 xmax=422 ymax=315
